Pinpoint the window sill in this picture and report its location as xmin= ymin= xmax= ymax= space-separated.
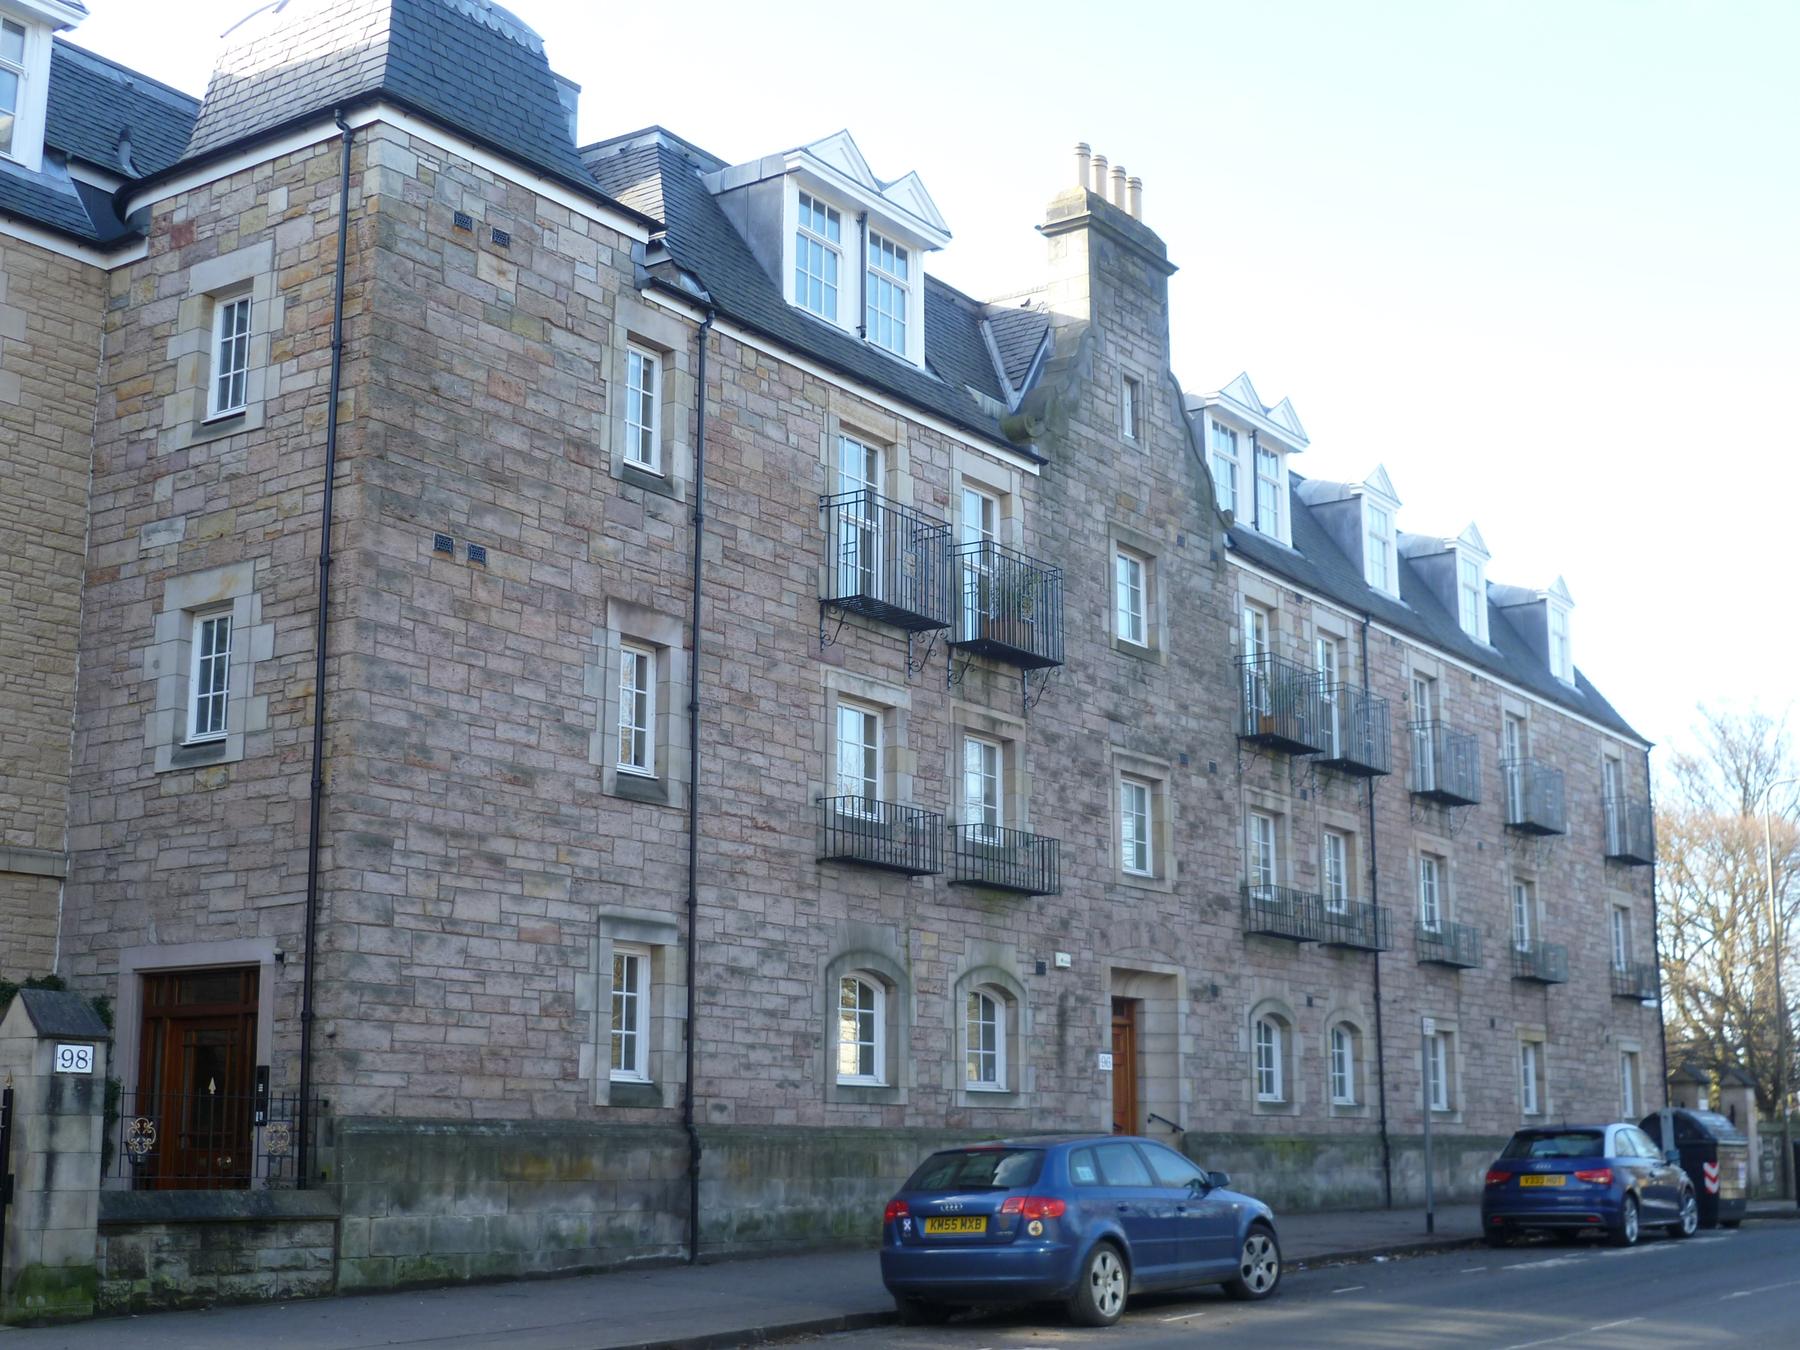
xmin=605 ymin=1079 xmax=663 ymax=1109
xmin=608 ymin=772 xmax=671 ymax=807
xmin=830 ymin=1081 xmax=902 ymax=1107
xmin=1117 ymin=869 xmax=1173 ymax=894
xmin=1111 ymin=634 xmax=1165 ymax=665
xmin=202 ymin=409 xmax=248 ymax=426
xmin=617 ymin=460 xmax=681 ymax=501
xmin=167 ymin=738 xmax=230 ymax=770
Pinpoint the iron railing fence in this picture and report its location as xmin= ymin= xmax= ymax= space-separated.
xmin=110 ymin=1086 xmax=312 ymax=1190
xmin=948 ymin=541 xmax=1064 ymax=670
xmin=1501 ymin=758 xmax=1567 ymax=835
xmin=1511 ymin=939 xmax=1570 ymax=984
xmin=1604 ymin=797 xmax=1655 ymax=865
xmin=1319 ymin=900 xmax=1393 ymax=951
xmin=1242 ymin=884 xmax=1324 ymax=942
xmin=948 ymin=824 xmax=1061 ymax=895
xmin=1237 ymin=654 xmax=1327 ymax=755
xmin=1415 ymin=921 xmax=1481 ymax=969
xmin=819 ymin=490 xmax=951 ymax=632
xmin=1317 ymin=685 xmax=1392 ymax=777
xmin=817 ymin=796 xmax=943 ymax=875
xmin=1408 ymin=721 xmax=1481 ymax=805
xmin=1611 ymin=961 xmax=1659 ymax=1001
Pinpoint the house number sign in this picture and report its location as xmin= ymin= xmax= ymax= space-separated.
xmin=54 ymin=1044 xmax=95 ymax=1074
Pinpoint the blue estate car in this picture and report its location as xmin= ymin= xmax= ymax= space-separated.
xmin=880 ymin=1136 xmax=1282 ymax=1327
xmin=1481 ymin=1122 xmax=1698 ymax=1247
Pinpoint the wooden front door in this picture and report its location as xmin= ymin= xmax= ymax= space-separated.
xmin=1111 ymin=998 xmax=1139 ymax=1135
xmin=137 ymin=968 xmax=258 ymax=1189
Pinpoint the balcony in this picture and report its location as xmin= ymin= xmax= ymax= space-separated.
xmin=1511 ymin=940 xmax=1570 ymax=984
xmin=1501 ymin=759 xmax=1567 ymax=836
xmin=1408 ymin=721 xmax=1481 ymax=806
xmin=1416 ymin=921 xmax=1481 ymax=969
xmin=818 ymin=797 xmax=943 ymax=876
xmin=1611 ymin=961 xmax=1659 ymax=1001
xmin=949 ymin=824 xmax=1061 ymax=896
xmin=1604 ymin=797 xmax=1655 ymax=865
xmin=820 ymin=490 xmax=951 ymax=633
xmin=1316 ymin=685 xmax=1392 ymax=777
xmin=1242 ymin=884 xmax=1323 ymax=942
xmin=948 ymin=540 xmax=1064 ymax=670
xmin=1319 ymin=900 xmax=1392 ymax=951
xmin=1237 ymin=655 xmax=1326 ymax=755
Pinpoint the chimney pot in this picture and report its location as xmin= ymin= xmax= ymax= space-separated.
xmin=1091 ymin=154 xmax=1108 ymax=195
xmin=1074 ymin=142 xmax=1091 ymax=189
xmin=1111 ymin=165 xmax=1127 ymax=208
xmin=1128 ymin=176 xmax=1143 ymax=219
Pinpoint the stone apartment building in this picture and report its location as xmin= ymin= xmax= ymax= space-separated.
xmin=0 ymin=0 xmax=1660 ymax=1307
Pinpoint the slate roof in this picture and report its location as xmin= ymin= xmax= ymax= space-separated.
xmin=1225 ymin=472 xmax=1644 ymax=742
xmin=987 ymin=304 xmax=1052 ymax=392
xmin=585 ymin=134 xmax=1030 ymax=456
xmin=10 ymin=988 xmax=111 ymax=1039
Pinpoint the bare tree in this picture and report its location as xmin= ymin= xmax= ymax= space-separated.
xmin=1657 ymin=707 xmax=1800 ymax=1118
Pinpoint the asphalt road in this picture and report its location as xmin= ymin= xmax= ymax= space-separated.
xmin=800 ymin=1222 xmax=1800 ymax=1348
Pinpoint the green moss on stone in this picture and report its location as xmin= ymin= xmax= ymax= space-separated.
xmin=4 ymin=1263 xmax=99 ymax=1324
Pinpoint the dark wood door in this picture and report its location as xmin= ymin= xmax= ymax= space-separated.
xmin=1111 ymin=998 xmax=1139 ymax=1135
xmin=138 ymin=968 xmax=258 ymax=1189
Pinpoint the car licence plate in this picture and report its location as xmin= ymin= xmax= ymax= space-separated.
xmin=1518 ymin=1174 xmax=1566 ymax=1187
xmin=924 ymin=1216 xmax=988 ymax=1234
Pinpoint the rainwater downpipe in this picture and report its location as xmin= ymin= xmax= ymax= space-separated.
xmin=1359 ymin=617 xmax=1394 ymax=1208
xmin=855 ymin=211 xmax=869 ymax=340
xmin=684 ymin=308 xmax=715 ymax=1262
xmin=296 ymin=110 xmax=354 ymax=1191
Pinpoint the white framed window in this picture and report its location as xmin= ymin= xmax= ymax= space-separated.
xmin=1458 ymin=556 xmax=1486 ymax=640
xmin=1365 ymin=503 xmax=1394 ymax=592
xmin=959 ymin=485 xmax=998 ymax=547
xmin=1418 ymin=854 xmax=1442 ymax=932
xmin=1254 ymin=446 xmax=1282 ymax=537
xmin=1316 ymin=633 xmax=1341 ymax=754
xmin=1322 ymin=829 xmax=1350 ymax=913
xmin=1254 ymin=1017 xmax=1284 ymax=1102
xmin=962 ymin=735 xmax=1003 ymax=839
xmin=1620 ymin=1050 xmax=1639 ymax=1118
xmin=610 ymin=944 xmax=651 ymax=1081
xmin=1114 ymin=550 xmax=1147 ymax=646
xmin=0 ymin=19 xmax=24 ymax=160
xmin=836 ymin=973 xmax=885 ymax=1085
xmin=1512 ymin=879 xmax=1535 ymax=951
xmin=1120 ymin=776 xmax=1153 ymax=876
xmin=865 ymin=230 xmax=910 ymax=355
xmin=1427 ymin=1031 xmax=1451 ymax=1111
xmin=834 ymin=436 xmax=884 ymax=598
xmin=966 ymin=988 xmax=1006 ymax=1090
xmin=1611 ymin=906 xmax=1630 ymax=972
xmin=1241 ymin=603 xmax=1269 ymax=661
xmin=1121 ymin=375 xmax=1141 ymax=441
xmin=1520 ymin=1041 xmax=1540 ymax=1115
xmin=795 ymin=191 xmax=841 ymax=319
xmin=623 ymin=345 xmax=661 ymax=472
xmin=1503 ymin=714 xmax=1527 ymax=819
xmin=187 ymin=611 xmax=233 ymax=742
xmin=1249 ymin=810 xmax=1277 ymax=889
xmin=1211 ymin=422 xmax=1239 ymax=515
xmin=208 ymin=296 xmax=253 ymax=418
xmin=1330 ymin=1026 xmax=1356 ymax=1105
xmin=834 ymin=701 xmax=882 ymax=807
xmin=1548 ymin=604 xmax=1572 ymax=682
xmin=617 ymin=643 xmax=656 ymax=776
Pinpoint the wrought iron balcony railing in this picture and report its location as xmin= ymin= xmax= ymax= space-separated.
xmin=1604 ymin=797 xmax=1655 ymax=865
xmin=949 ymin=824 xmax=1061 ymax=895
xmin=1242 ymin=884 xmax=1323 ymax=942
xmin=819 ymin=490 xmax=951 ymax=633
xmin=1319 ymin=899 xmax=1392 ymax=951
xmin=948 ymin=540 xmax=1064 ymax=670
xmin=1316 ymin=685 xmax=1392 ymax=777
xmin=110 ymin=1086 xmax=312 ymax=1190
xmin=1501 ymin=758 xmax=1567 ymax=835
xmin=1611 ymin=961 xmax=1659 ymax=1001
xmin=1237 ymin=654 xmax=1327 ymax=755
xmin=818 ymin=797 xmax=943 ymax=875
xmin=1511 ymin=939 xmax=1570 ymax=984
xmin=1416 ymin=921 xmax=1481 ymax=969
xmin=1408 ymin=721 xmax=1481 ymax=806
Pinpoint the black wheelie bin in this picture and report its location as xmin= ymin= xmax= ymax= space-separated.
xmin=1641 ymin=1108 xmax=1749 ymax=1228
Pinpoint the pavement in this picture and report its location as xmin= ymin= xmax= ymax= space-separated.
xmin=3 ymin=1200 xmax=1796 ymax=1349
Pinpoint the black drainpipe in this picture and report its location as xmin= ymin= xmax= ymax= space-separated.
xmin=684 ymin=308 xmax=715 ymax=1261
xmin=1647 ymin=768 xmax=1669 ymax=1106
xmin=855 ymin=211 xmax=869 ymax=340
xmin=1359 ymin=618 xmax=1394 ymax=1208
xmin=296 ymin=110 xmax=354 ymax=1189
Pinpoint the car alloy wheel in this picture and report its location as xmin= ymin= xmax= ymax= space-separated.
xmin=1670 ymin=1190 xmax=1698 ymax=1239
xmin=1226 ymin=1224 xmax=1282 ymax=1300
xmin=1069 ymin=1242 xmax=1128 ymax=1326
xmin=1612 ymin=1195 xmax=1640 ymax=1247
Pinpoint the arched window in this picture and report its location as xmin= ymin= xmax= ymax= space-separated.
xmin=1254 ymin=1016 xmax=1285 ymax=1102
xmin=966 ymin=988 xmax=1008 ymax=1091
xmin=837 ymin=974 xmax=886 ymax=1085
xmin=1330 ymin=1025 xmax=1357 ymax=1106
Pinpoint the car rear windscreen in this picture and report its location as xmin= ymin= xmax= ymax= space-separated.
xmin=1502 ymin=1130 xmax=1605 ymax=1159
xmin=903 ymin=1148 xmax=1045 ymax=1191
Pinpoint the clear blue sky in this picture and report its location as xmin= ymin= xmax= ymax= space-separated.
xmin=76 ymin=0 xmax=1798 ymax=760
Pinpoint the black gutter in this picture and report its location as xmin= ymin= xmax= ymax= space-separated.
xmin=295 ymin=109 xmax=354 ymax=1190
xmin=683 ymin=307 xmax=715 ymax=1262
xmin=1359 ymin=618 xmax=1394 ymax=1209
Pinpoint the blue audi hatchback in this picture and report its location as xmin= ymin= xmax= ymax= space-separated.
xmin=1481 ymin=1122 xmax=1698 ymax=1247
xmin=880 ymin=1135 xmax=1282 ymax=1326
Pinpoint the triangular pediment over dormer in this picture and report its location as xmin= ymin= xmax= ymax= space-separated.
xmin=1364 ymin=464 xmax=1400 ymax=505
xmin=1219 ymin=371 xmax=1261 ymax=412
xmin=1545 ymin=575 xmax=1574 ymax=606
xmin=1267 ymin=397 xmax=1306 ymax=442
xmin=1457 ymin=522 xmax=1489 ymax=558
xmin=881 ymin=169 xmax=949 ymax=236
xmin=803 ymin=130 xmax=876 ymax=189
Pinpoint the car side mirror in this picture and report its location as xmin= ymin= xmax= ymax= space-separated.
xmin=1207 ymin=1170 xmax=1231 ymax=1190
xmin=1664 ymin=1149 xmax=1680 ymax=1166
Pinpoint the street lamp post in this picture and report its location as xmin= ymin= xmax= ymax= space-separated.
xmin=1762 ymin=777 xmax=1797 ymax=1202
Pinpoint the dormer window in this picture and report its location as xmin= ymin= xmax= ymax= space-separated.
xmin=865 ymin=231 xmax=909 ymax=355
xmin=1548 ymin=604 xmax=1571 ymax=683
xmin=1458 ymin=555 xmax=1488 ymax=642
xmin=794 ymin=192 xmax=842 ymax=320
xmin=1365 ymin=503 xmax=1394 ymax=592
xmin=1254 ymin=445 xmax=1283 ymax=538
xmin=0 ymin=19 xmax=26 ymax=159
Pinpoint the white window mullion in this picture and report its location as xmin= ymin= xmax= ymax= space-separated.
xmin=610 ymin=946 xmax=651 ymax=1082
xmin=624 ymin=346 xmax=661 ymax=472
xmin=208 ymin=296 xmax=252 ymax=418
xmin=188 ymin=612 xmax=233 ymax=742
xmin=617 ymin=643 xmax=656 ymax=775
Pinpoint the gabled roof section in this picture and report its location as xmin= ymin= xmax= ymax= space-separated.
xmin=1187 ymin=372 xmax=1309 ymax=452
xmin=1459 ymin=522 xmax=1490 ymax=558
xmin=984 ymin=303 xmax=1053 ymax=400
xmin=1362 ymin=464 xmax=1399 ymax=505
xmin=46 ymin=39 xmax=198 ymax=178
xmin=1545 ymin=575 xmax=1574 ymax=606
xmin=799 ymin=131 xmax=948 ymax=239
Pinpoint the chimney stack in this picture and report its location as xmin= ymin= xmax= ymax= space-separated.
xmin=1074 ymin=142 xmax=1091 ymax=190
xmin=1111 ymin=165 xmax=1127 ymax=209
xmin=1074 ymin=144 xmax=1146 ymax=220
xmin=1128 ymin=176 xmax=1142 ymax=219
xmin=1091 ymin=153 xmax=1108 ymax=195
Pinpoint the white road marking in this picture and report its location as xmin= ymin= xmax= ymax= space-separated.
xmin=1331 ymin=1285 xmax=1365 ymax=1294
xmin=1461 ymin=1265 xmax=1488 ymax=1273
xmin=1722 ymin=1277 xmax=1800 ymax=1299
xmin=1499 ymin=1315 xmax=1643 ymax=1349
xmin=1158 ymin=1310 xmax=1206 ymax=1322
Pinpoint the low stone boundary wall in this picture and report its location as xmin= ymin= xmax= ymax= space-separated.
xmin=1177 ymin=1130 xmax=1510 ymax=1210
xmin=96 ymin=1189 xmax=339 ymax=1314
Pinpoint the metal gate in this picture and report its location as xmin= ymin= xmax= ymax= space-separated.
xmin=0 ymin=1084 xmax=14 ymax=1277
